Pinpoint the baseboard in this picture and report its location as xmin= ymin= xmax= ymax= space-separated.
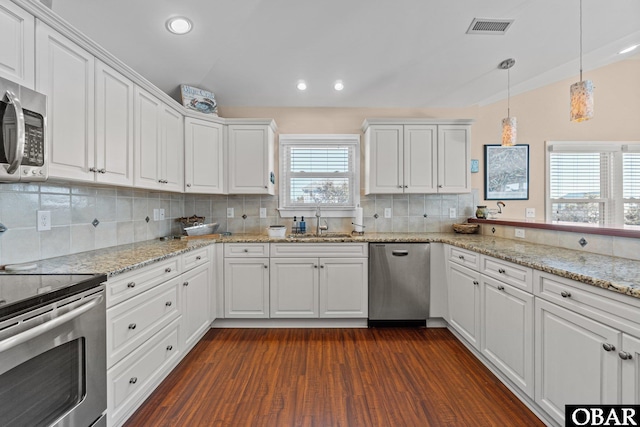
xmin=211 ymin=318 xmax=368 ymax=328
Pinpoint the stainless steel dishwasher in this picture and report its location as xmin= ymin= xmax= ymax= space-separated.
xmin=368 ymin=243 xmax=430 ymax=327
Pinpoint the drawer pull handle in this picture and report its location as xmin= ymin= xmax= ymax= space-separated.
xmin=498 ymin=268 xmax=506 ymax=274
xmin=560 ymin=291 xmax=571 ymax=298
xmin=128 ymin=323 xmax=137 ymax=330
xmin=129 ymin=377 xmax=138 ymax=384
xmin=459 ymin=255 xmax=464 ymax=260
xmin=183 ymin=281 xmax=189 ymax=287
xmin=166 ymin=345 xmax=173 ymax=351
xmin=497 ymin=285 xmax=505 ymax=291
xmin=165 ymin=301 xmax=172 ymax=307
xmin=127 ymin=282 xmax=136 ymax=288
xmin=473 ymin=280 xmax=479 ymax=286
xmin=165 ymin=268 xmax=172 ymax=273
xmin=602 ymin=343 xmax=616 ymax=352
xmin=620 ymin=351 xmax=633 ymax=360
xmin=196 ymin=256 xmax=202 ymax=261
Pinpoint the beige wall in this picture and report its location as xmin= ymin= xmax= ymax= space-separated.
xmin=220 ymin=57 xmax=640 ymax=221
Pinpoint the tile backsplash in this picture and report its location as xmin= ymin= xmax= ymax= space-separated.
xmin=0 ymin=182 xmax=478 ymax=265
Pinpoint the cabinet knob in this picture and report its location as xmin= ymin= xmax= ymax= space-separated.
xmin=195 ymin=256 xmax=201 ymax=261
xmin=473 ymin=280 xmax=479 ymax=286
xmin=165 ymin=301 xmax=172 ymax=307
xmin=314 ymin=265 xmax=318 ymax=269
xmin=602 ymin=343 xmax=616 ymax=352
xmin=560 ymin=291 xmax=571 ymax=298
xmin=398 ymin=185 xmax=403 ymax=189
xmin=498 ymin=268 xmax=506 ymax=274
xmin=264 ymin=186 xmax=268 ymax=189
xmin=404 ymin=185 xmax=408 ymax=188
xmin=165 ymin=267 xmax=172 ymax=273
xmin=264 ymin=265 xmax=268 ymax=269
xmin=438 ymin=185 xmax=443 ymax=188
xmin=166 ymin=345 xmax=173 ymax=351
xmin=183 ymin=281 xmax=189 ymax=286
xmin=619 ymin=351 xmax=633 ymax=360
xmin=129 ymin=377 xmax=138 ymax=384
xmin=186 ymin=183 xmax=192 ymax=187
xmin=89 ymin=167 xmax=97 ymax=172
xmin=244 ymin=249 xmax=249 ymax=253
xmin=99 ymin=168 xmax=106 ymax=174
xmin=497 ymin=285 xmax=505 ymax=291
xmin=459 ymin=255 xmax=464 ymax=260
xmin=320 ymin=265 xmax=325 ymax=269
xmin=127 ymin=282 xmax=136 ymax=288
xmin=128 ymin=323 xmax=137 ymax=330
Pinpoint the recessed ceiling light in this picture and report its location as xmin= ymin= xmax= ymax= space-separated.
xmin=618 ymin=44 xmax=639 ymax=54
xmin=334 ymin=81 xmax=344 ymax=91
xmin=166 ymin=17 xmax=193 ymax=35
xmin=297 ymin=81 xmax=307 ymax=91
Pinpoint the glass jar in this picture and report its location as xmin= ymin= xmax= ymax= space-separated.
xmin=476 ymin=206 xmax=488 ymax=219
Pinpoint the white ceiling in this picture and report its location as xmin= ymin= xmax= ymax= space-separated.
xmin=51 ymin=0 xmax=640 ymax=109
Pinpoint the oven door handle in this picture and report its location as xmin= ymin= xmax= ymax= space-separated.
xmin=0 ymin=294 xmax=103 ymax=353
xmin=4 ymin=90 xmax=26 ymax=175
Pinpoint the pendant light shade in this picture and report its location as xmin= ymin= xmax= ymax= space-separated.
xmin=570 ymin=0 xmax=594 ymax=122
xmin=499 ymin=58 xmax=516 ymax=147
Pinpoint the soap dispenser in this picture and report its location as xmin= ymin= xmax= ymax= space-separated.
xmin=299 ymin=216 xmax=306 ymax=234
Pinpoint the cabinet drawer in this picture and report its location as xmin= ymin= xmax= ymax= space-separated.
xmin=106 ymin=257 xmax=181 ymax=308
xmin=480 ymin=255 xmax=532 ymax=292
xmin=270 ymin=243 xmax=368 ymax=258
xmin=182 ymin=246 xmax=210 ymax=271
xmin=108 ymin=318 xmax=181 ymax=426
xmin=107 ymin=279 xmax=180 ymax=368
xmin=534 ymin=271 xmax=640 ymax=337
xmin=224 ymin=243 xmax=269 ymax=257
xmin=448 ymin=245 xmax=480 ymax=269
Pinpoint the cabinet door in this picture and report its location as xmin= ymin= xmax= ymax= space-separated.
xmin=133 ymin=86 xmax=161 ymax=190
xmin=447 ymin=261 xmax=481 ymax=349
xmin=224 ymin=258 xmax=269 ymax=318
xmin=319 ymin=258 xmax=368 ymax=318
xmin=270 ymin=258 xmax=319 ymax=318
xmin=227 ymin=125 xmax=274 ymax=194
xmin=621 ymin=334 xmax=640 ymax=404
xmin=95 ymin=60 xmax=133 ymax=186
xmin=184 ymin=118 xmax=225 ymax=194
xmin=160 ymin=104 xmax=184 ymax=192
xmin=404 ymin=125 xmax=437 ymax=193
xmin=36 ymin=21 xmax=95 ymax=182
xmin=437 ymin=125 xmax=470 ymax=193
xmin=181 ymin=263 xmax=211 ymax=350
xmin=364 ymin=125 xmax=403 ymax=194
xmin=481 ymin=276 xmax=534 ymax=398
xmin=0 ymin=0 xmax=35 ymax=88
xmin=535 ymin=298 xmax=621 ymax=425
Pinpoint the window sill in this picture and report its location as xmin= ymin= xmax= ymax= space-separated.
xmin=278 ymin=207 xmax=356 ymax=218
xmin=467 ymin=218 xmax=640 ymax=239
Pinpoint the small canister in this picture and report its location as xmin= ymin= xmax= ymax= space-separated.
xmin=475 ymin=206 xmax=488 ymax=219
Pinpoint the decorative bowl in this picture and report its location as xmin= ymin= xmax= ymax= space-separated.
xmin=183 ymin=222 xmax=219 ymax=236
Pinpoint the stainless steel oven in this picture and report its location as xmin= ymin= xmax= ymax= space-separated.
xmin=0 ymin=274 xmax=107 ymax=427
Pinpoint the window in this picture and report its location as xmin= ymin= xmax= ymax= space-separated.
xmin=546 ymin=141 xmax=640 ymax=226
xmin=279 ymin=134 xmax=360 ymax=217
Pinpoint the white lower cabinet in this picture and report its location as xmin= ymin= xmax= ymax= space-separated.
xmin=446 ymin=260 xmax=480 ymax=349
xmin=480 ymin=275 xmax=534 ymax=398
xmin=181 ymin=263 xmax=211 ymax=351
xmin=534 ymin=298 xmax=621 ymax=425
xmin=319 ymin=257 xmax=368 ymax=318
xmin=270 ymin=258 xmax=319 ymax=318
xmin=224 ymin=257 xmax=270 ymax=318
xmin=621 ymin=334 xmax=640 ymax=404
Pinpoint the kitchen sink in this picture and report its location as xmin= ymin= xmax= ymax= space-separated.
xmin=286 ymin=232 xmax=354 ymax=240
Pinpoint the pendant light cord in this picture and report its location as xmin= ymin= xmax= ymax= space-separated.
xmin=579 ymin=0 xmax=583 ymax=82
xmin=507 ymin=67 xmax=511 ymax=117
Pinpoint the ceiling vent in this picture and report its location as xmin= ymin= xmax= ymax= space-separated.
xmin=466 ymin=18 xmax=514 ymax=35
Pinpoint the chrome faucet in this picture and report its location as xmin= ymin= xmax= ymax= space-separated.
xmin=496 ymin=201 xmax=506 ymax=214
xmin=315 ymin=204 xmax=329 ymax=236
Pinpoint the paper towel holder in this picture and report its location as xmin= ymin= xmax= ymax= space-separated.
xmin=351 ymin=222 xmax=366 ymax=236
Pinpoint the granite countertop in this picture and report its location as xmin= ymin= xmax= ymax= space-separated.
xmin=14 ymin=232 xmax=640 ymax=300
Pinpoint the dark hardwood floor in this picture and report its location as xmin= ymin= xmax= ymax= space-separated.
xmin=124 ymin=328 xmax=544 ymax=427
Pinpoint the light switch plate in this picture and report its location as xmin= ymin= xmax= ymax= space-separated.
xmin=259 ymin=208 xmax=267 ymax=218
xmin=525 ymin=208 xmax=536 ymax=218
xmin=384 ymin=208 xmax=392 ymax=218
xmin=227 ymin=208 xmax=234 ymax=218
xmin=449 ymin=208 xmax=457 ymax=219
xmin=515 ymin=228 xmax=525 ymax=238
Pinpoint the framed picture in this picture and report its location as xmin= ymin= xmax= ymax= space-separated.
xmin=180 ymin=85 xmax=218 ymax=115
xmin=484 ymin=144 xmax=529 ymax=200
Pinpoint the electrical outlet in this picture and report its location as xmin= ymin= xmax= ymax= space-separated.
xmin=153 ymin=209 xmax=159 ymax=221
xmin=259 ymin=208 xmax=267 ymax=218
xmin=37 ymin=210 xmax=51 ymax=231
xmin=384 ymin=208 xmax=392 ymax=218
xmin=159 ymin=209 xmax=165 ymax=220
xmin=227 ymin=207 xmax=234 ymax=218
xmin=449 ymin=208 xmax=457 ymax=219
xmin=515 ymin=228 xmax=525 ymax=238
xmin=525 ymin=208 xmax=536 ymax=218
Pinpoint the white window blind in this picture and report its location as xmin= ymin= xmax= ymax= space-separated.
xmin=279 ymin=134 xmax=360 ymax=216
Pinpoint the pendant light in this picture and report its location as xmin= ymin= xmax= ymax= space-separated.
xmin=499 ymin=58 xmax=516 ymax=147
xmin=570 ymin=0 xmax=594 ymax=122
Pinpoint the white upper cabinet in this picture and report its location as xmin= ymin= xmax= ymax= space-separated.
xmin=363 ymin=119 xmax=472 ymax=194
xmin=0 ymin=0 xmax=35 ymax=88
xmin=95 ymin=60 xmax=134 ymax=186
xmin=133 ymin=85 xmax=183 ymax=192
xmin=227 ymin=121 xmax=276 ymax=195
xmin=184 ymin=117 xmax=225 ymax=194
xmin=36 ymin=20 xmax=95 ymax=182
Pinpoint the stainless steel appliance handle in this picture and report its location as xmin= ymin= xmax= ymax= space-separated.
xmin=392 ymin=250 xmax=409 ymax=256
xmin=4 ymin=90 xmax=26 ymax=174
xmin=0 ymin=294 xmax=103 ymax=353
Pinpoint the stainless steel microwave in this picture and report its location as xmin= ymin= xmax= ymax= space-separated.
xmin=0 ymin=76 xmax=47 ymax=182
